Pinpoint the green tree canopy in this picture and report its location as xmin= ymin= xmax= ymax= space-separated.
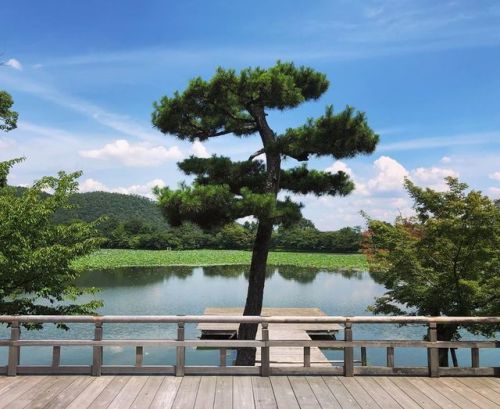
xmin=0 ymin=90 xmax=18 ymax=132
xmin=152 ymin=61 xmax=378 ymax=364
xmin=0 ymin=158 xmax=103 ymax=324
xmin=364 ymin=177 xmax=500 ymax=366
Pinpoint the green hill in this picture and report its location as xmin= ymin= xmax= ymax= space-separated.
xmin=53 ymin=191 xmax=166 ymax=226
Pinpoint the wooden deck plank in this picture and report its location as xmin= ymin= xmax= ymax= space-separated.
xmin=322 ymin=377 xmax=361 ymax=409
xmin=406 ymin=377 xmax=458 ymax=409
xmin=306 ymin=376 xmax=342 ymax=409
xmin=43 ymin=376 xmax=95 ymax=409
xmin=372 ymin=377 xmax=423 ymax=409
xmin=130 ymin=376 xmax=164 ymax=409
xmin=194 ymin=376 xmax=217 ymax=409
xmin=338 ymin=377 xmax=381 ymax=409
xmin=355 ymin=377 xmax=402 ymax=409
xmin=66 ymin=377 xmax=115 ymax=409
xmin=234 ymin=376 xmax=254 ymax=409
xmin=288 ymin=376 xmax=321 ymax=409
xmin=389 ymin=378 xmax=441 ymax=409
xmin=421 ymin=378 xmax=482 ymax=409
xmin=214 ymin=376 xmax=233 ymax=409
xmin=108 ymin=376 xmax=149 ymax=409
xmin=172 ymin=376 xmax=201 ymax=409
xmin=456 ymin=377 xmax=500 ymax=405
xmin=0 ymin=376 xmax=46 ymax=409
xmin=149 ymin=377 xmax=182 ymax=409
xmin=0 ymin=375 xmax=498 ymax=409
xmin=88 ymin=376 xmax=129 ymax=409
xmin=252 ymin=376 xmax=277 ymax=409
xmin=270 ymin=377 xmax=300 ymax=409
xmin=10 ymin=376 xmax=76 ymax=409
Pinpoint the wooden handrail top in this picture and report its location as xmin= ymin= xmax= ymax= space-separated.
xmin=0 ymin=315 xmax=499 ymax=324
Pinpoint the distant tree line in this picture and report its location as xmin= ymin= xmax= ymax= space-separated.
xmin=97 ymin=217 xmax=362 ymax=253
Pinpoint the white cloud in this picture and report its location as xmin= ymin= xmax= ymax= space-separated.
xmin=440 ymin=156 xmax=452 ymax=164
xmin=325 ymin=160 xmax=352 ymax=176
xmin=489 ymin=171 xmax=500 ymax=181
xmin=0 ymin=137 xmax=15 ymax=149
xmin=367 ymin=156 xmax=409 ymax=192
xmin=79 ymin=139 xmax=183 ymax=167
xmin=191 ymin=140 xmax=210 ymax=158
xmin=79 ymin=178 xmax=166 ymax=199
xmin=4 ymin=59 xmax=22 ymax=70
xmin=488 ymin=187 xmax=500 ymax=198
xmin=410 ymin=166 xmax=458 ymax=190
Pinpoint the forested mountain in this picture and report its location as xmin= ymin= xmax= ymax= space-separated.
xmin=53 ymin=191 xmax=166 ymax=226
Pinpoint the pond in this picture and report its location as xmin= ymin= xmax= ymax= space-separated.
xmin=0 ymin=265 xmax=496 ymax=368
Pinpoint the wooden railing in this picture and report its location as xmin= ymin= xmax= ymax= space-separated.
xmin=0 ymin=315 xmax=498 ymax=377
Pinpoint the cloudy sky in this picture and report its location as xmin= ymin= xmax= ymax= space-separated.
xmin=1 ymin=0 xmax=500 ymax=230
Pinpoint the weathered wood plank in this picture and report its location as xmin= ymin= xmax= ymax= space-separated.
xmin=389 ymin=378 xmax=441 ymax=409
xmin=149 ymin=377 xmax=182 ymax=409
xmin=9 ymin=376 xmax=75 ymax=409
xmin=288 ymin=376 xmax=321 ymax=409
xmin=372 ymin=377 xmax=422 ymax=409
xmin=421 ymin=378 xmax=482 ymax=409
xmin=194 ymin=376 xmax=217 ymax=409
xmin=306 ymin=376 xmax=342 ymax=409
xmin=214 ymin=376 xmax=232 ymax=409
xmin=355 ymin=377 xmax=401 ymax=409
xmin=233 ymin=376 xmax=254 ymax=409
xmin=107 ymin=376 xmax=148 ymax=409
xmin=88 ymin=376 xmax=129 ymax=409
xmin=43 ymin=376 xmax=95 ymax=409
xmin=252 ymin=376 xmax=277 ymax=409
xmin=456 ymin=377 xmax=500 ymax=405
xmin=407 ymin=377 xmax=457 ymax=409
xmin=172 ymin=376 xmax=201 ymax=409
xmin=65 ymin=376 xmax=115 ymax=409
xmin=0 ymin=376 xmax=46 ymax=409
xmin=130 ymin=376 xmax=164 ymax=409
xmin=270 ymin=377 xmax=300 ymax=409
xmin=440 ymin=378 xmax=500 ymax=409
xmin=339 ymin=377 xmax=381 ymax=408
xmin=322 ymin=377 xmax=361 ymax=409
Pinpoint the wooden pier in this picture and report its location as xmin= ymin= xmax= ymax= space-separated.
xmin=198 ymin=308 xmax=342 ymax=367
xmin=0 ymin=375 xmax=499 ymax=408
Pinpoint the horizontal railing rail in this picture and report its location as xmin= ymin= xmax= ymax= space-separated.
xmin=0 ymin=315 xmax=498 ymax=377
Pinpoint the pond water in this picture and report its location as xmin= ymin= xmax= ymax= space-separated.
xmin=1 ymin=265 xmax=497 ymax=368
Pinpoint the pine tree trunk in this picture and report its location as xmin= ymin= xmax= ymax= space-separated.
xmin=437 ymin=324 xmax=458 ymax=367
xmin=235 ymin=107 xmax=280 ymax=366
xmin=235 ymin=220 xmax=273 ymax=365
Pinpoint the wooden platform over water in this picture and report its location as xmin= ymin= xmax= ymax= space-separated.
xmin=198 ymin=308 xmax=342 ymax=367
xmin=0 ymin=375 xmax=498 ymax=408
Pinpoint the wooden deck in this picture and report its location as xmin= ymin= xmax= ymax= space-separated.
xmin=198 ymin=308 xmax=342 ymax=367
xmin=0 ymin=376 xmax=498 ymax=408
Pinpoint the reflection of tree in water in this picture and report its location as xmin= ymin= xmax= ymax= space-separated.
xmin=76 ymin=265 xmax=367 ymax=288
xmin=76 ymin=266 xmax=194 ymax=288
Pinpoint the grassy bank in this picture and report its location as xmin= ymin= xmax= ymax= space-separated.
xmin=74 ymin=249 xmax=367 ymax=271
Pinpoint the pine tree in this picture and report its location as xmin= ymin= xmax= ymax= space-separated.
xmin=152 ymin=61 xmax=379 ymax=365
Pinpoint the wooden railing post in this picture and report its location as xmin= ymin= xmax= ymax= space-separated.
xmin=52 ymin=346 xmax=61 ymax=369
xmin=92 ymin=322 xmax=103 ymax=376
xmin=343 ymin=320 xmax=354 ymax=377
xmin=387 ymin=347 xmax=394 ymax=368
xmin=304 ymin=347 xmax=311 ymax=368
xmin=261 ymin=322 xmax=270 ymax=377
xmin=471 ymin=348 xmax=480 ymax=368
xmin=427 ymin=322 xmax=439 ymax=378
xmin=361 ymin=347 xmax=367 ymax=366
xmin=176 ymin=322 xmax=185 ymax=377
xmin=7 ymin=321 xmax=20 ymax=376
xmin=135 ymin=346 xmax=143 ymax=367
xmin=219 ymin=348 xmax=227 ymax=367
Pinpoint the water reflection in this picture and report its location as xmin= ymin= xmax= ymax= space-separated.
xmin=76 ymin=265 xmax=366 ymax=287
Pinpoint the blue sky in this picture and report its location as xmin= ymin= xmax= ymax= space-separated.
xmin=1 ymin=0 xmax=500 ymax=229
